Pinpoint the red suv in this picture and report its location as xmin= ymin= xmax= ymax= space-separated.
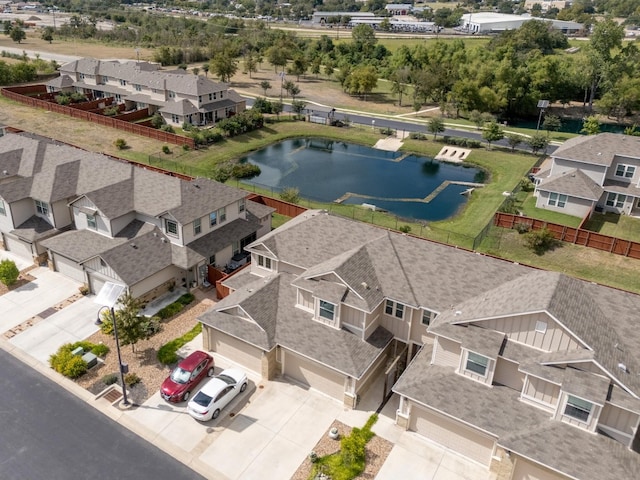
xmin=160 ymin=351 xmax=214 ymax=403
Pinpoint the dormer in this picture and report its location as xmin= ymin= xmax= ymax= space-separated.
xmin=457 ymin=326 xmax=504 ymax=386
xmin=553 ymin=368 xmax=609 ymax=433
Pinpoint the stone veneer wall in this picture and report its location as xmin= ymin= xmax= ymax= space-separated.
xmin=490 ymin=447 xmax=515 ymax=480
xmin=262 ymin=347 xmax=277 ymax=380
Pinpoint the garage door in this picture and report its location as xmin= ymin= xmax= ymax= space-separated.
xmin=53 ymin=253 xmax=85 ymax=283
xmin=5 ymin=236 xmax=32 ymax=261
xmin=213 ymin=331 xmax=263 ymax=374
xmin=89 ymin=274 xmax=107 ymax=296
xmin=512 ymin=458 xmax=566 ymax=480
xmin=409 ymin=405 xmax=495 ymax=466
xmin=283 ymin=350 xmax=345 ymax=400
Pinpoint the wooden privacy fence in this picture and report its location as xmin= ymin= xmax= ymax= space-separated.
xmin=494 ymin=212 xmax=640 ymax=259
xmin=247 ymin=193 xmax=308 ymax=218
xmin=1 ymin=86 xmax=195 ymax=149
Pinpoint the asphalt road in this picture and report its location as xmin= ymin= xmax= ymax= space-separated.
xmin=0 ymin=349 xmax=204 ymax=480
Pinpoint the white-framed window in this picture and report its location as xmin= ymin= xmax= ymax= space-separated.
xmin=239 ymin=198 xmax=246 ymax=212
xmin=134 ymin=84 xmax=142 ymax=92
xmin=232 ymin=241 xmax=240 ymax=255
xmin=171 ymin=114 xmax=179 ymax=123
xmin=120 ymin=79 xmax=127 ymax=86
xmin=257 ymin=255 xmax=272 ymax=270
xmin=615 ymin=164 xmax=635 ymax=179
xmin=564 ymin=395 xmax=593 ymax=422
xmin=385 ymin=300 xmax=405 ymax=319
xmin=535 ymin=320 xmax=547 ymax=334
xmin=218 ymin=206 xmax=226 ymax=223
xmin=35 ymin=200 xmax=49 ymax=216
xmin=548 ymin=192 xmax=567 ymax=208
xmin=209 ymin=211 xmax=217 ymax=226
xmin=86 ymin=214 xmax=97 ymax=230
xmin=318 ymin=300 xmax=335 ymax=321
xmin=0 ymin=199 xmax=5 ymax=215
xmin=209 ymin=254 xmax=215 ymax=265
xmin=165 ymin=219 xmax=178 ymax=236
xmin=194 ymin=218 xmax=201 ymax=235
xmin=465 ymin=352 xmax=489 ymax=376
xmin=422 ymin=310 xmax=435 ymax=326
xmin=606 ymin=192 xmax=626 ymax=208
xmin=168 ymin=90 xmax=176 ymax=99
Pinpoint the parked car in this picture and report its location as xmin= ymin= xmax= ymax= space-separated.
xmin=160 ymin=351 xmax=214 ymax=403
xmin=226 ymin=251 xmax=250 ymax=272
xmin=187 ymin=368 xmax=248 ymax=421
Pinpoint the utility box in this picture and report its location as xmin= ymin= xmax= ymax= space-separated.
xmin=71 ymin=346 xmax=84 ymax=356
xmin=82 ymin=352 xmax=98 ymax=369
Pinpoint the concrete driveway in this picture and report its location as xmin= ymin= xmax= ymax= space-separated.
xmin=0 ymin=267 xmax=83 ymax=333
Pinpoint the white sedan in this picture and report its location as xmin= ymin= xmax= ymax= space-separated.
xmin=187 ymin=368 xmax=248 ymax=421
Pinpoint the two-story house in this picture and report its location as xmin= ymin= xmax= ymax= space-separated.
xmin=47 ymin=58 xmax=246 ymax=127
xmin=0 ymin=132 xmax=273 ymax=302
xmin=198 ymin=210 xmax=640 ymax=480
xmin=534 ymin=133 xmax=640 ymax=218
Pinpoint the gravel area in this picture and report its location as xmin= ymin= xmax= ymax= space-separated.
xmin=76 ymin=296 xmax=216 ymax=405
xmin=291 ymin=420 xmax=393 ymax=480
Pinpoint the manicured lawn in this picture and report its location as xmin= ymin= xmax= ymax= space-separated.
xmin=583 ymin=212 xmax=640 ymax=241
xmin=516 ymin=194 xmax=582 ymax=228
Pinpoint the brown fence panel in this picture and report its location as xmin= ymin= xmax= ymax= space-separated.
xmin=4 ymin=85 xmax=47 ymax=95
xmin=246 ymin=194 xmax=308 ymax=217
xmin=115 ymin=108 xmax=149 ymax=122
xmin=70 ymin=97 xmax=114 ymax=111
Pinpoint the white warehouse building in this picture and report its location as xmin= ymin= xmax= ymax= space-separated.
xmin=460 ymin=13 xmax=583 ymax=35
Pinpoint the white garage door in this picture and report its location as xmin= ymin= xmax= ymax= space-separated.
xmin=89 ymin=274 xmax=107 ymax=296
xmin=53 ymin=253 xmax=85 ymax=283
xmin=5 ymin=236 xmax=32 ymax=261
xmin=409 ymin=405 xmax=495 ymax=466
xmin=512 ymin=458 xmax=566 ymax=480
xmin=213 ymin=331 xmax=263 ymax=374
xmin=283 ymin=351 xmax=345 ymax=400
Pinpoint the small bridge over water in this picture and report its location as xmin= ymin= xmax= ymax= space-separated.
xmin=334 ymin=181 xmax=485 ymax=205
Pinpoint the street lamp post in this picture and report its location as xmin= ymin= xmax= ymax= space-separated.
xmin=94 ymin=282 xmax=129 ymax=406
xmin=536 ymin=99 xmax=549 ymax=132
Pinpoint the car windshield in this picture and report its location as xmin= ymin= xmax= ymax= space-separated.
xmin=217 ymin=374 xmax=236 ymax=385
xmin=192 ymin=391 xmax=212 ymax=407
xmin=170 ymin=367 xmax=191 ymax=384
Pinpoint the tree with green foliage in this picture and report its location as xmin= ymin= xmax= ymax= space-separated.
xmin=581 ymin=115 xmax=600 ymax=135
xmin=389 ymin=67 xmax=409 ymax=107
xmin=280 ymin=187 xmax=300 ymax=203
xmin=41 ymin=26 xmax=54 ymax=44
xmin=10 ymin=26 xmax=26 ymax=44
xmin=244 ymin=52 xmax=257 ymax=79
xmin=271 ymin=100 xmax=283 ymax=118
xmin=469 ymin=110 xmax=484 ymax=130
xmin=345 ymin=65 xmax=378 ymax=100
xmin=0 ymin=259 xmax=19 ymax=286
xmin=542 ymin=115 xmax=562 ymax=135
xmin=112 ymin=293 xmax=159 ymax=353
xmin=291 ymin=99 xmax=307 ymax=117
xmin=427 ymin=117 xmax=446 ymax=140
xmin=201 ymin=63 xmax=209 ymax=77
xmin=506 ymin=133 xmax=523 ymax=152
xmin=482 ymin=121 xmax=504 ymax=148
xmin=210 ymin=53 xmax=238 ymax=83
xmin=266 ymin=45 xmax=288 ymax=73
xmin=584 ymin=19 xmax=625 ymax=111
xmin=527 ymin=132 xmax=549 ymax=154
xmin=525 ymin=227 xmax=558 ymax=255
xmin=260 ymin=80 xmax=271 ymax=96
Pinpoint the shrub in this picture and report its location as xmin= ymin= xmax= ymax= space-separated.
xmin=398 ymin=225 xmax=411 ymax=234
xmin=49 ymin=345 xmax=88 ymax=379
xmin=124 ymin=372 xmax=141 ymax=387
xmin=158 ymin=323 xmax=203 ymax=365
xmin=379 ymin=127 xmax=394 ymax=136
xmin=162 ymin=145 xmax=172 ymax=154
xmin=91 ymin=343 xmax=110 ymax=357
xmin=499 ymin=196 xmax=519 ymax=214
xmin=0 ymin=259 xmax=19 ymax=286
xmin=141 ymin=316 xmax=162 ymax=336
xmin=519 ymin=178 xmax=535 ymax=192
xmin=524 ymin=227 xmax=558 ymax=255
xmin=99 ymin=316 xmax=114 ymax=335
xmin=182 ymin=144 xmax=190 ymax=151
xmin=102 ymin=373 xmax=118 ymax=385
xmin=103 ymin=105 xmax=119 ymax=116
xmin=280 ymin=187 xmax=300 ymax=204
xmin=160 ymin=124 xmax=175 ymax=133
xmin=114 ymin=138 xmax=127 ymax=150
xmin=157 ymin=302 xmax=183 ymax=320
xmin=150 ymin=113 xmax=165 ymax=129
xmin=514 ymin=222 xmax=531 ymax=234
xmin=409 ymin=132 xmax=426 ymax=140
xmin=178 ymin=293 xmax=195 ymax=305
xmin=78 ymin=284 xmax=89 ymax=296
xmin=212 ymin=166 xmax=231 ymax=183
xmin=231 ymin=163 xmax=261 ymax=179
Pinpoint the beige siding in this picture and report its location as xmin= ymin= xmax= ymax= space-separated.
xmin=11 ymin=198 xmax=35 ymax=228
xmin=599 ymin=404 xmax=637 ymax=436
xmin=408 ymin=309 xmax=430 ymax=346
xmin=363 ymin=303 xmax=383 ymax=340
xmin=84 ymin=256 xmax=124 ymax=281
xmin=340 ymin=304 xmax=364 ymax=334
xmin=461 ymin=350 xmax=494 ymax=386
xmin=52 ymin=253 xmax=85 ymax=283
xmin=51 ymin=200 xmax=72 ymax=228
xmin=493 ymin=358 xmax=523 ymax=391
xmin=130 ymin=266 xmax=181 ymax=298
xmin=556 ymin=392 xmax=600 ymax=431
xmin=433 ymin=336 xmax=461 ymax=368
xmin=477 ymin=313 xmax=580 ymax=352
xmin=409 ymin=405 xmax=495 ymax=466
xmin=283 ymin=350 xmax=345 ymax=400
xmin=379 ymin=309 xmax=410 ymax=340
xmin=550 ymin=158 xmax=606 ymax=185
xmin=522 ymin=376 xmax=560 ymax=411
xmin=0 ymin=199 xmax=15 ymax=232
xmin=297 ymin=289 xmax=313 ymax=310
xmin=512 ymin=457 xmax=569 ymax=480
xmin=211 ymin=330 xmax=263 ymax=374
xmin=111 ymin=211 xmax=138 ymax=236
xmin=5 ymin=235 xmax=33 ymax=260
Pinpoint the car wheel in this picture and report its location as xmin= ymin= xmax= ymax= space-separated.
xmin=212 ymin=409 xmax=221 ymax=419
xmin=183 ymin=391 xmax=190 ymax=401
xmin=240 ymin=382 xmax=247 ymax=392
xmin=207 ymin=367 xmax=215 ymax=377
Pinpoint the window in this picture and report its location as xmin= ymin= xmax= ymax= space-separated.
xmin=535 ymin=320 xmax=547 ymax=334
xmin=171 ymin=114 xmax=179 ymax=123
xmin=606 ymin=192 xmax=626 ymax=208
xmin=218 ymin=206 xmax=226 ymax=223
xmin=0 ymin=199 xmax=5 ymax=215
xmin=232 ymin=241 xmax=240 ymax=255
xmin=35 ymin=200 xmax=49 ymax=216
xmin=134 ymin=84 xmax=142 ymax=91
xmin=564 ymin=395 xmax=592 ymax=422
xmin=422 ymin=310 xmax=434 ymax=326
xmin=168 ymin=91 xmax=176 ymax=99
xmin=209 ymin=211 xmax=217 ymax=226
xmin=102 ymin=76 xmax=109 ymax=83
xmin=239 ymin=198 xmax=245 ymax=212
xmin=385 ymin=300 xmax=404 ymax=319
xmin=319 ymin=300 xmax=335 ymax=320
xmin=120 ymin=79 xmax=127 ymax=86
xmin=615 ymin=164 xmax=635 ymax=179
xmin=194 ymin=218 xmax=201 ymax=235
xmin=466 ymin=352 xmax=488 ymax=376
xmin=548 ymin=192 xmax=567 ymax=208
xmin=257 ymin=255 xmax=272 ymax=270
xmin=209 ymin=255 xmax=216 ymax=266
xmin=86 ymin=214 xmax=97 ymax=230
xmin=198 ymin=95 xmax=202 ymax=103
xmin=165 ymin=219 xmax=178 ymax=236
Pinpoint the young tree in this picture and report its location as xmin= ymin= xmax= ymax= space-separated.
xmin=271 ymin=100 xmax=283 ymax=118
xmin=427 ymin=117 xmax=446 ymax=140
xmin=112 ymin=293 xmax=158 ymax=353
xmin=581 ymin=115 xmax=600 ymax=135
xmin=506 ymin=133 xmax=523 ymax=152
xmin=210 ymin=54 xmax=238 ymax=83
xmin=244 ymin=53 xmax=257 ymax=79
xmin=10 ymin=26 xmax=26 ymax=44
xmin=527 ymin=132 xmax=549 ymax=155
xmin=192 ymin=67 xmax=200 ymax=76
xmin=469 ymin=110 xmax=484 ymax=130
xmin=201 ymin=63 xmax=209 ymax=77
xmin=291 ymin=99 xmax=307 ymax=118
xmin=344 ymin=65 xmax=378 ymax=100
xmin=0 ymin=259 xmax=19 ymax=286
xmin=389 ymin=67 xmax=410 ymax=107
xmin=542 ymin=115 xmax=562 ymax=136
xmin=482 ymin=121 xmax=504 ymax=148
xmin=41 ymin=26 xmax=54 ymax=44
xmin=260 ymin=80 xmax=271 ymax=96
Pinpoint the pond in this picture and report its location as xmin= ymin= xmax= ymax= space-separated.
xmin=240 ymin=138 xmax=485 ymax=222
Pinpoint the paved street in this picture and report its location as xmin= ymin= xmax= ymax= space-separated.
xmin=0 ymin=348 xmax=205 ymax=480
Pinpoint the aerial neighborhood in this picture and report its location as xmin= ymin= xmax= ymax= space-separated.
xmin=1 ymin=1 xmax=640 ymax=479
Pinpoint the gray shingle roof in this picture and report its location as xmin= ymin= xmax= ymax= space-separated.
xmin=537 ymin=168 xmax=603 ymax=200
xmin=602 ymin=178 xmax=640 ymax=197
xmin=11 ymin=215 xmax=60 ymax=242
xmin=245 ymin=199 xmax=275 ymax=219
xmin=552 ymin=133 xmax=640 ymax=167
xmin=187 ymin=216 xmax=261 ymax=258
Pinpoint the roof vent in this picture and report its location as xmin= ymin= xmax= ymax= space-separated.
xmin=161 ymin=238 xmax=167 ymax=243
xmin=361 ymin=282 xmax=369 ymax=289
xmin=454 ymin=310 xmax=462 ymax=316
xmin=618 ymin=363 xmax=629 ymax=373
xmin=2 ymin=170 xmax=7 ymax=175
xmin=131 ymin=243 xmax=138 ymax=249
